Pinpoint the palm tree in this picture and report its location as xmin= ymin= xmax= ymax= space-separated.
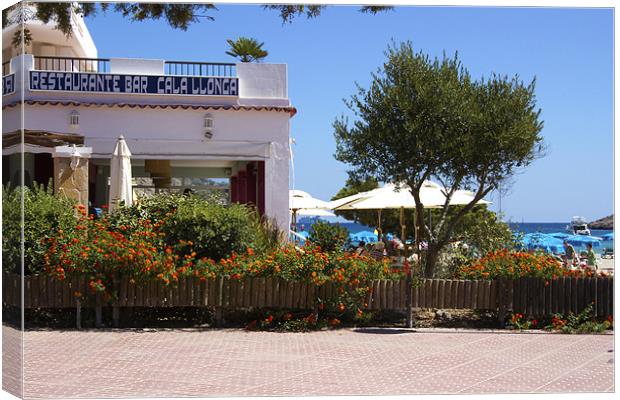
xmin=225 ymin=37 xmax=268 ymax=63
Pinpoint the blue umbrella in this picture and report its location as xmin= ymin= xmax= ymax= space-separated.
xmin=520 ymin=233 xmax=565 ymax=254
xmin=548 ymin=232 xmax=571 ymax=239
xmin=350 ymin=230 xmax=378 ymax=243
xmin=601 ymin=232 xmax=614 ymax=241
xmin=563 ymin=234 xmax=603 ymax=248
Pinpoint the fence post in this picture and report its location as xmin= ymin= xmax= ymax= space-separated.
xmin=76 ymin=298 xmax=82 ymax=330
xmin=214 ymin=276 xmax=224 ymax=327
xmin=112 ymin=274 xmax=120 ymax=328
xmin=312 ymin=284 xmax=319 ymax=322
xmin=95 ymin=293 xmax=103 ymax=328
xmin=497 ymin=278 xmax=506 ymax=328
xmin=406 ymin=274 xmax=413 ymax=328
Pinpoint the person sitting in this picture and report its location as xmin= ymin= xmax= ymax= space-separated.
xmin=390 ymin=236 xmax=405 ymax=251
xmin=355 ymin=241 xmax=368 ymax=256
xmin=371 ymin=241 xmax=386 ymax=259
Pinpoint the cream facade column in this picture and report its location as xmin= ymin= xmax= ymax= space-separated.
xmin=52 ymin=146 xmax=92 ymax=206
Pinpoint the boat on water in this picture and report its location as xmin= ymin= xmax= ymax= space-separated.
xmin=567 ymin=216 xmax=591 ymax=236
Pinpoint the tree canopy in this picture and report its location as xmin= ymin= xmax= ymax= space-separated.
xmin=263 ymin=5 xmax=392 ymax=24
xmin=225 ymin=37 xmax=268 ymax=63
xmin=333 ymin=41 xmax=544 ymax=277
xmin=3 ymin=2 xmax=392 ymax=47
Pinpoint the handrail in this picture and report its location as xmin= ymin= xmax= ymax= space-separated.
xmin=29 ymin=56 xmax=237 ymax=77
xmin=33 ymin=56 xmax=110 ymax=73
xmin=164 ymin=61 xmax=236 ymax=77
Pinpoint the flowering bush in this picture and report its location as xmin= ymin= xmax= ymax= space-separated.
xmin=244 ymin=310 xmax=327 ymax=332
xmin=507 ymin=305 xmax=613 ymax=334
xmin=507 ymin=313 xmax=537 ymax=330
xmin=455 ymin=249 xmax=606 ymax=280
xmin=192 ymin=244 xmax=396 ymax=283
xmin=43 ymin=204 xmax=195 ymax=298
xmin=193 ymin=244 xmax=401 ymax=319
xmin=544 ymin=304 xmax=613 ymax=334
xmin=42 ymin=204 xmax=402 ymax=312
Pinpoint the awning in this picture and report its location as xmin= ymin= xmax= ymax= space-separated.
xmin=86 ymin=138 xmax=272 ymax=160
xmin=2 ymin=129 xmax=84 ymax=149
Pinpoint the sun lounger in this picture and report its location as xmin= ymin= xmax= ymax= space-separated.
xmin=602 ymin=248 xmax=614 ymax=259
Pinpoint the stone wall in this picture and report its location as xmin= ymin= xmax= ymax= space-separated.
xmin=53 ymin=157 xmax=89 ymax=206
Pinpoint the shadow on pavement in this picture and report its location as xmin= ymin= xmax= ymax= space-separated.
xmin=353 ymin=327 xmax=416 ymax=334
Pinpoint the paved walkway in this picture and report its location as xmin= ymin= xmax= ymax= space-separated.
xmin=2 ymin=326 xmax=614 ymax=398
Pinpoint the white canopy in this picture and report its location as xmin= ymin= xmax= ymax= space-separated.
xmin=332 ymin=181 xmax=490 ymax=211
xmin=289 ymin=189 xmax=331 ymax=211
xmin=108 ymin=135 xmax=133 ymax=213
xmin=289 ymin=189 xmax=332 ymax=231
xmin=294 ymin=208 xmax=335 ymax=217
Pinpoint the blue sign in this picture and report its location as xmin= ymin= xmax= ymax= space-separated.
xmin=29 ymin=71 xmax=239 ymax=96
xmin=3 ymin=74 xmax=15 ymax=96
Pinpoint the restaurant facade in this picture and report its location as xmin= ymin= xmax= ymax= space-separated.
xmin=2 ymin=7 xmax=295 ymax=229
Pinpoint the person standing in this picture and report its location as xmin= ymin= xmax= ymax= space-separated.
xmin=586 ymin=243 xmax=598 ymax=271
xmin=563 ymin=240 xmax=579 ymax=269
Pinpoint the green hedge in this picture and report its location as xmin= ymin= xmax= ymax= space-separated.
xmin=108 ymin=193 xmax=281 ymax=261
xmin=2 ymin=184 xmax=77 ymax=274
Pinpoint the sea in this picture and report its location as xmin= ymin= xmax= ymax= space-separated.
xmin=295 ymin=219 xmax=614 ymax=253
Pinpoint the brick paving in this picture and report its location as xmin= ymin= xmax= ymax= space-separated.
xmin=2 ymin=325 xmax=614 ymax=398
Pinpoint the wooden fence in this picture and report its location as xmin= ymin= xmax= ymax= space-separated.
xmin=2 ymin=273 xmax=613 ymax=324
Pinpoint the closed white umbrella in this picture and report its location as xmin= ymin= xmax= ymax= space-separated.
xmin=108 ymin=135 xmax=133 ymax=213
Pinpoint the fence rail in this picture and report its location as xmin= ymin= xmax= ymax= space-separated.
xmin=164 ymin=61 xmax=236 ymax=77
xmin=30 ymin=56 xmax=236 ymax=77
xmin=3 ymin=273 xmax=613 ymax=319
xmin=34 ymin=56 xmax=111 ymax=73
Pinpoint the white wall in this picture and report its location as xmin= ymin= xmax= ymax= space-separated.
xmin=2 ymin=5 xmax=97 ymax=59
xmin=237 ymin=63 xmax=288 ymax=100
xmin=11 ymin=103 xmax=291 ymax=229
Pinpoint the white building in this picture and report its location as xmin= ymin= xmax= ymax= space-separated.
xmin=2 ymin=7 xmax=294 ymax=229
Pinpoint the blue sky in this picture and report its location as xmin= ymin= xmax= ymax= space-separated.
xmin=84 ymin=5 xmax=614 ymax=223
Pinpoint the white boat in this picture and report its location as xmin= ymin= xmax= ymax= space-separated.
xmin=567 ymin=216 xmax=591 ymax=236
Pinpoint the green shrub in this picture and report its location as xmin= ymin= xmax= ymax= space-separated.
xmin=107 ymin=193 xmax=182 ymax=233
xmin=162 ymin=196 xmax=261 ymax=261
xmin=546 ymin=304 xmax=613 ymax=334
xmin=307 ymin=220 xmax=350 ymax=252
xmin=248 ymin=214 xmax=286 ymax=256
xmin=109 ymin=194 xmax=274 ymax=261
xmin=2 ymin=184 xmax=77 ymax=274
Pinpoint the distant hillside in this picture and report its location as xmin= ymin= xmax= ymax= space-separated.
xmin=589 ymin=215 xmax=613 ymax=230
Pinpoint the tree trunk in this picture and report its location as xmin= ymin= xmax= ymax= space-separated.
xmin=424 ymin=246 xmax=440 ymax=278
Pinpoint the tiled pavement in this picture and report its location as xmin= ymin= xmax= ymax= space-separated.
xmin=2 ymin=325 xmax=614 ymax=398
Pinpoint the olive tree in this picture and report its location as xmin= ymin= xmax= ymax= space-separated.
xmin=334 ymin=41 xmax=544 ymax=277
xmin=3 ymin=2 xmax=391 ymax=47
